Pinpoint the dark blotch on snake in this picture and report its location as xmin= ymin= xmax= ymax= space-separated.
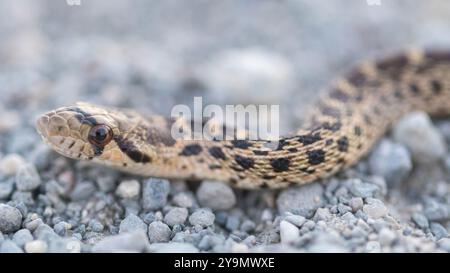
xmin=208 ymin=146 xmax=226 ymax=160
xmin=234 ymin=155 xmax=254 ymax=169
xmin=337 ymin=136 xmax=349 ymax=152
xmin=307 ymin=149 xmax=325 ymax=165
xmin=298 ymin=132 xmax=322 ymax=145
xmin=231 ymin=140 xmax=252 ymax=149
xmin=180 ymin=144 xmax=203 ymax=156
xmin=114 ymin=136 xmax=151 ymax=163
xmin=270 ymin=158 xmax=290 ymax=172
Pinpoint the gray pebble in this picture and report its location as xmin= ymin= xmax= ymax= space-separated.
xmin=393 ymin=112 xmax=447 ymax=164
xmin=11 ymin=191 xmax=34 ymax=206
xmin=240 ymin=219 xmax=256 ymax=233
xmin=119 ymin=214 xmax=147 ymax=234
xmin=172 ymin=192 xmax=195 ymax=208
xmin=349 ymin=197 xmax=364 ymax=212
xmin=348 ymin=178 xmax=380 ymax=198
xmin=69 ymin=182 xmax=96 ymax=201
xmin=363 ymin=198 xmax=388 ymax=219
xmin=12 ymin=229 xmax=33 ymax=247
xmin=54 ymin=221 xmax=72 ymax=236
xmin=225 ymin=214 xmax=240 ymax=231
xmin=164 ymin=207 xmax=188 ymax=227
xmin=142 ymin=178 xmax=170 ymax=211
xmin=378 ymin=228 xmax=396 ymax=246
xmin=88 ymin=219 xmax=104 ymax=233
xmin=0 ymin=204 xmax=22 ymax=233
xmin=430 ymin=222 xmax=448 ymax=240
xmin=196 ymin=181 xmax=236 ymax=210
xmin=368 ymin=139 xmax=412 ymax=187
xmin=284 ymin=214 xmax=306 ymax=227
xmin=314 ymin=207 xmax=332 ymax=222
xmin=341 ymin=212 xmax=358 ymax=225
xmin=424 ymin=199 xmax=449 ymax=221
xmin=411 ymin=213 xmax=429 ymax=230
xmin=142 ymin=212 xmax=156 ymax=224
xmin=0 ymin=178 xmax=14 ymax=199
xmin=33 ymin=224 xmax=59 ymax=242
xmin=0 ymin=240 xmax=23 ymax=253
xmin=438 ymin=238 xmax=450 ymax=252
xmin=148 ymin=221 xmax=171 ymax=243
xmin=277 ymin=183 xmax=325 ymax=217
xmin=92 ymin=231 xmax=149 ymax=253
xmin=15 ymin=163 xmax=41 ymax=191
xmin=96 ymin=176 xmax=117 ymax=193
xmin=189 ymin=209 xmax=215 ymax=227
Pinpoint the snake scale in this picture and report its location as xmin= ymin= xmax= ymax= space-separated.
xmin=36 ymin=49 xmax=450 ymax=189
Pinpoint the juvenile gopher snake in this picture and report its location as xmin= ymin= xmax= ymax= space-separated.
xmin=36 ymin=49 xmax=450 ymax=189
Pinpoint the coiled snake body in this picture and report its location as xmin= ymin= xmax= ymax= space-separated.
xmin=36 ymin=50 xmax=450 ymax=188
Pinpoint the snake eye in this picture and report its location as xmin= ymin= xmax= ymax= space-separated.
xmin=88 ymin=125 xmax=113 ymax=146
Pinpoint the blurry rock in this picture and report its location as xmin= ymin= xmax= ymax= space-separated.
xmin=277 ymin=183 xmax=325 ymax=217
xmin=368 ymin=139 xmax=412 ymax=187
xmin=196 ymin=181 xmax=236 ymax=210
xmin=393 ymin=112 xmax=446 ymax=164
xmin=0 ymin=154 xmax=26 ymax=177
xmin=142 ymin=178 xmax=170 ymax=211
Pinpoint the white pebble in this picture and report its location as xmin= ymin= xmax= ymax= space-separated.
xmin=115 ymin=180 xmax=140 ymax=199
xmin=0 ymin=154 xmax=26 ymax=177
xmin=366 ymin=241 xmax=381 ymax=253
xmin=279 ymin=220 xmax=299 ymax=244
xmin=25 ymin=240 xmax=48 ymax=253
xmin=363 ymin=198 xmax=388 ymax=219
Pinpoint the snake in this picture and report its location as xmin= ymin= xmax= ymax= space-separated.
xmin=36 ymin=49 xmax=450 ymax=189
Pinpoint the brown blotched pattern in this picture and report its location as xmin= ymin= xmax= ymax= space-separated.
xmin=36 ymin=49 xmax=450 ymax=189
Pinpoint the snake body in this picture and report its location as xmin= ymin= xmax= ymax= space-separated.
xmin=36 ymin=49 xmax=450 ymax=188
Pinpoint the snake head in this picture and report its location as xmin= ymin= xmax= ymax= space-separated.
xmin=36 ymin=102 xmax=156 ymax=168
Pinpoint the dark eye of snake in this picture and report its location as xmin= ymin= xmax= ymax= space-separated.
xmin=88 ymin=125 xmax=113 ymax=146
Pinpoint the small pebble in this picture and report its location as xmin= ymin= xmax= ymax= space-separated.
xmin=115 ymin=180 xmax=140 ymax=199
xmin=119 ymin=214 xmax=147 ymax=234
xmin=277 ymin=183 xmax=325 ymax=217
xmin=363 ymin=198 xmax=388 ymax=219
xmin=163 ymin=207 xmax=188 ymax=227
xmin=92 ymin=231 xmax=149 ymax=253
xmin=15 ymin=163 xmax=41 ymax=191
xmin=378 ymin=228 xmax=396 ymax=246
xmin=349 ymin=197 xmax=364 ymax=212
xmin=280 ymin=220 xmax=299 ymax=244
xmin=0 ymin=154 xmax=26 ymax=177
xmin=438 ymin=238 xmax=450 ymax=252
xmin=142 ymin=178 xmax=170 ymax=211
xmin=284 ymin=214 xmax=306 ymax=227
xmin=172 ymin=192 xmax=195 ymax=208
xmin=69 ymin=182 xmax=96 ymax=201
xmin=411 ymin=213 xmax=429 ymax=230
xmin=25 ymin=240 xmax=48 ymax=253
xmin=148 ymin=221 xmax=171 ymax=243
xmin=196 ymin=181 xmax=236 ymax=210
xmin=0 ymin=204 xmax=22 ymax=233
xmin=54 ymin=221 xmax=72 ymax=236
xmin=393 ymin=112 xmax=447 ymax=164
xmin=348 ymin=179 xmax=379 ymax=198
xmin=0 ymin=178 xmax=14 ymax=199
xmin=424 ymin=199 xmax=449 ymax=221
xmin=368 ymin=139 xmax=412 ymax=187
xmin=189 ymin=209 xmax=215 ymax=228
xmin=430 ymin=222 xmax=448 ymax=240
xmin=0 ymin=240 xmax=23 ymax=253
xmin=88 ymin=219 xmax=104 ymax=233
xmin=12 ymin=229 xmax=33 ymax=247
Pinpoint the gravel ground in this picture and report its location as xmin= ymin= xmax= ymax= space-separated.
xmin=1 ymin=0 xmax=450 ymax=253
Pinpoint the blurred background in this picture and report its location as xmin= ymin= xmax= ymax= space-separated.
xmin=0 ymin=0 xmax=450 ymax=152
